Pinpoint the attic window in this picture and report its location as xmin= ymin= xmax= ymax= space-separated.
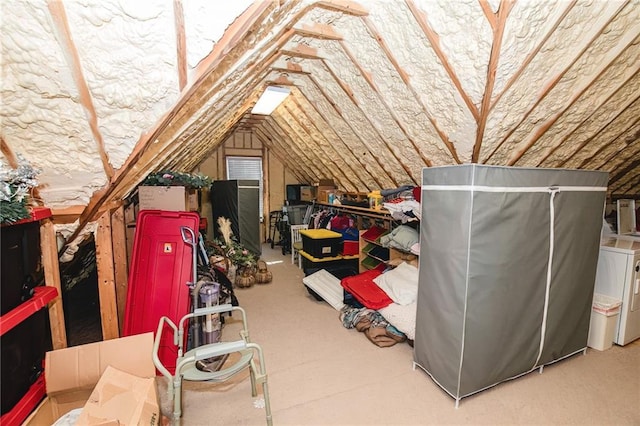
xmin=251 ymin=86 xmax=290 ymax=115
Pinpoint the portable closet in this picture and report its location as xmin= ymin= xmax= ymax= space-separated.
xmin=414 ymin=165 xmax=608 ymax=405
xmin=211 ymin=179 xmax=261 ymax=255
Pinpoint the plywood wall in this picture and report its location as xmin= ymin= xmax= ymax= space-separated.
xmin=195 ymin=131 xmax=304 ymax=243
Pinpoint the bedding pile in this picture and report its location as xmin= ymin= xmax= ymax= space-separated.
xmin=338 ymin=261 xmax=419 ymax=347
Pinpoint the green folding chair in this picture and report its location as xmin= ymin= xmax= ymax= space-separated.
xmin=152 ymin=304 xmax=272 ymax=425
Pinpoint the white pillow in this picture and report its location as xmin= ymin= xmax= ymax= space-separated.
xmin=379 ymin=302 xmax=417 ymax=340
xmin=373 ymin=262 xmax=419 ymax=305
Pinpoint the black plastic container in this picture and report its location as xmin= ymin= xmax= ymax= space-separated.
xmin=1 ymin=308 xmax=50 ymax=414
xmin=1 ymin=220 xmax=42 ymax=315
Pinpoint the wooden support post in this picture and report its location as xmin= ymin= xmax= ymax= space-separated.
xmin=111 ymin=206 xmax=129 ymax=335
xmin=40 ymin=218 xmax=68 ymax=349
xmin=95 ymin=211 xmax=120 ymax=340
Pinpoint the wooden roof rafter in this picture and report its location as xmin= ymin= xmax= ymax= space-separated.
xmin=173 ymin=0 xmax=187 ymax=91
xmin=281 ymin=101 xmax=359 ymax=191
xmin=334 ymin=39 xmax=425 ymax=181
xmin=472 ymin=0 xmax=515 ymax=163
xmin=580 ymin=119 xmax=640 ymax=171
xmin=483 ymin=0 xmax=631 ymax=163
xmin=405 ymin=0 xmax=480 ymax=122
xmin=508 ymin=35 xmax=640 ymax=166
xmin=296 ymin=74 xmax=381 ymax=189
xmin=46 ymin=0 xmax=114 ymax=180
xmin=272 ymin=104 xmax=339 ymax=182
xmin=589 ymin=121 xmax=640 ymax=171
xmin=540 ymin=75 xmax=640 ymax=168
xmin=313 ymin=61 xmax=402 ymax=187
xmin=488 ymin=0 xmax=578 ymax=114
xmin=359 ymin=16 xmax=459 ymax=165
xmin=289 ymin=83 xmax=378 ymax=191
xmin=287 ymin=96 xmax=366 ymax=190
xmin=277 ymin=48 xmax=391 ymax=188
xmin=263 ymin=117 xmax=323 ymax=181
xmin=254 ymin=130 xmax=309 ymax=185
xmin=254 ymin=126 xmax=312 ymax=184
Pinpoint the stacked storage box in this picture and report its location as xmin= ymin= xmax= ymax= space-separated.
xmin=299 ymin=229 xmax=358 ymax=277
xmin=300 ymin=229 xmax=342 ymax=258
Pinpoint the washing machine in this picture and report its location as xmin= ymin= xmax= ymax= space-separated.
xmin=594 ymin=236 xmax=640 ymax=345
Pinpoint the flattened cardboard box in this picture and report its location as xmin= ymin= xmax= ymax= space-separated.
xmin=75 ymin=366 xmax=159 ymax=426
xmin=24 ymin=333 xmax=158 ymax=425
xmin=138 ymin=186 xmax=199 ymax=212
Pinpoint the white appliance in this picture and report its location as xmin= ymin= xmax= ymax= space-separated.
xmin=594 ymin=236 xmax=640 ymax=345
xmin=616 ymin=199 xmax=639 ymax=237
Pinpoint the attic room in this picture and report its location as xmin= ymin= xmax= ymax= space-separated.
xmin=1 ymin=0 xmax=639 ymax=425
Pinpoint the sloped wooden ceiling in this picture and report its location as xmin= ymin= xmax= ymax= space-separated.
xmin=1 ymin=0 xmax=639 ymax=240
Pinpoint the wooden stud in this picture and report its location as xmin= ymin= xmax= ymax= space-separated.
xmin=95 ymin=211 xmax=119 ymax=340
xmin=40 ymin=218 xmax=67 ymax=349
xmin=111 ymin=206 xmax=129 ymax=334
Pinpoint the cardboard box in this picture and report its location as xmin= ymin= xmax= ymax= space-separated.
xmin=75 ymin=366 xmax=159 ymax=425
xmin=24 ymin=333 xmax=158 ymax=426
xmin=317 ymin=188 xmax=336 ymax=203
xmin=300 ymin=186 xmax=315 ymax=201
xmin=138 ymin=186 xmax=199 ymax=212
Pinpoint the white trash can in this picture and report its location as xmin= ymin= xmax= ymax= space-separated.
xmin=587 ymin=293 xmax=622 ymax=351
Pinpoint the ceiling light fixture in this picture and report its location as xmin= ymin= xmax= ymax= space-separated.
xmin=251 ymin=86 xmax=290 ymax=115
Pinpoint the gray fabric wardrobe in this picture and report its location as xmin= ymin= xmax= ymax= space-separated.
xmin=414 ymin=165 xmax=608 ymax=405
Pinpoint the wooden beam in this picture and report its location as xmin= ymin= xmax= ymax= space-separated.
xmin=316 ymin=0 xmax=369 ymax=16
xmin=508 ymin=37 xmax=639 ymax=166
xmin=111 ymin=206 xmax=129 ymax=335
xmin=40 ymin=218 xmax=67 ymax=349
xmin=479 ymin=0 xmax=498 ymax=31
xmin=284 ymin=101 xmax=360 ymax=191
xmin=294 ymin=23 xmax=343 ymax=40
xmin=489 ymin=1 xmax=577 ymax=113
xmin=406 ymin=0 xmax=480 ymax=122
xmin=264 ymin=117 xmax=322 ymax=182
xmin=277 ymin=103 xmax=353 ymax=190
xmin=542 ymin=75 xmax=640 ymax=167
xmin=472 ymin=0 xmax=514 ymax=163
xmin=50 ymin=205 xmax=86 ymax=224
xmin=254 ymin=129 xmax=309 ymax=184
xmin=483 ymin=0 xmax=631 ymax=163
xmin=281 ymin=44 xmax=322 ymax=60
xmin=339 ymin=33 xmax=436 ymax=168
xmin=296 ymin=74 xmax=381 ymax=190
xmin=46 ymin=0 xmax=114 ymax=180
xmin=360 ymin=18 xmax=459 ymax=165
xmin=95 ymin=210 xmax=119 ymax=340
xmin=173 ymin=0 xmax=187 ymax=91
xmin=317 ymin=61 xmax=400 ymax=187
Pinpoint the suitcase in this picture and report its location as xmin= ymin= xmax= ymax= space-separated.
xmin=123 ymin=210 xmax=199 ymax=374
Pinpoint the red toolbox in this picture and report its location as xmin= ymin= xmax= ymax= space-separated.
xmin=123 ymin=210 xmax=199 ymax=374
